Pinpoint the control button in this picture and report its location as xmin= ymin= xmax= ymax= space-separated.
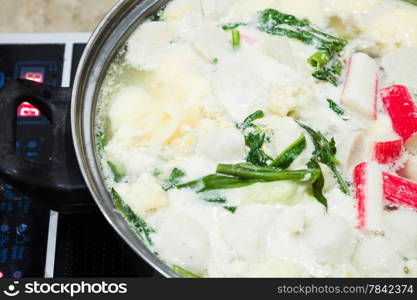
xmin=25 ymin=152 xmax=38 ymax=157
xmin=4 ymin=184 xmax=14 ymax=190
xmin=0 ymin=72 xmax=4 ymax=88
xmin=27 ymin=141 xmax=37 ymax=149
xmin=12 ymin=271 xmax=22 ymax=278
xmin=0 ymin=224 xmax=9 ymax=233
xmin=3 ymin=190 xmax=15 ymax=201
xmin=17 ymin=224 xmax=27 ymax=233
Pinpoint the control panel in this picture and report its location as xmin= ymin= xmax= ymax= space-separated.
xmin=0 ymin=43 xmax=64 ymax=278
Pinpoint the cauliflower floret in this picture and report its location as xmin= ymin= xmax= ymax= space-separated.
xmin=353 ymin=236 xmax=405 ymax=277
xmin=303 ymin=215 xmax=354 ymax=263
xmin=384 ymin=209 xmax=417 ymax=260
xmin=196 ymin=127 xmax=246 ymax=163
xmin=114 ymin=173 xmax=168 ymax=219
xmin=359 ymin=8 xmax=417 ymax=55
xmin=276 ymin=208 xmax=306 ymax=235
xmin=267 ymin=81 xmax=314 ymax=117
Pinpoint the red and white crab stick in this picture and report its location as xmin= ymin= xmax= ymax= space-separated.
xmin=353 ymin=162 xmax=384 ymax=231
xmin=341 ymin=53 xmax=379 ymax=120
xmin=373 ymin=139 xmax=403 ymax=165
xmin=383 ymin=172 xmax=417 ymax=210
xmin=380 ymin=85 xmax=417 ymax=153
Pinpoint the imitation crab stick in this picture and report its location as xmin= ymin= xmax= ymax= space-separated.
xmin=373 ymin=139 xmax=403 ymax=165
xmin=353 ymin=162 xmax=384 ymax=231
xmin=383 ymin=172 xmax=417 ymax=210
xmin=380 ymin=85 xmax=417 ymax=153
xmin=341 ymin=53 xmax=379 ymax=120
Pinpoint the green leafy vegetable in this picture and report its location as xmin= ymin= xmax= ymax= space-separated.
xmin=177 ymin=174 xmax=258 ymax=193
xmin=163 ymin=168 xmax=186 ymax=191
xmin=327 ymin=98 xmax=346 ymax=117
xmin=204 ymin=197 xmax=227 ymax=204
xmin=172 ymin=265 xmax=200 ymax=278
xmin=297 ymin=122 xmax=350 ymax=195
xmin=257 ymin=9 xmax=347 ymax=85
xmin=232 ymin=29 xmax=241 ymax=50
xmin=212 ymin=58 xmax=219 ymax=64
xmin=245 ymin=130 xmax=273 ymax=166
xmin=107 ymin=161 xmax=125 ymax=183
xmin=270 ymin=135 xmax=306 ymax=169
xmin=307 ymin=159 xmax=327 ymax=208
xmin=224 ymin=206 xmax=237 ymax=214
xmin=111 ymin=188 xmax=155 ymax=245
xmin=178 ymin=164 xmax=318 ymax=193
xmin=239 ymin=111 xmax=272 ymax=166
xmin=96 ymin=130 xmax=106 ymax=151
xmin=222 ymin=22 xmax=247 ymax=31
xmin=400 ymin=0 xmax=417 ymax=6
xmin=216 ymin=163 xmax=317 ymax=182
xmin=239 ymin=110 xmax=265 ymax=129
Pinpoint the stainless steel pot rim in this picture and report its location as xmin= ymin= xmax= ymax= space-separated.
xmin=71 ymin=0 xmax=177 ymax=278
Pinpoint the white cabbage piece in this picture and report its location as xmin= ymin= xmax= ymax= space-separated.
xmin=239 ymin=181 xmax=304 ymax=206
xmin=151 ymin=211 xmax=211 ymax=275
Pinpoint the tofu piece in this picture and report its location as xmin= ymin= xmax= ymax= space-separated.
xmin=381 ymin=48 xmax=417 ymax=90
xmin=327 ymin=0 xmax=381 ymax=15
xmin=115 ymin=173 xmax=169 ymax=219
xmin=163 ymin=0 xmax=203 ymax=22
xmin=263 ymin=36 xmax=297 ymax=71
xmin=276 ymin=0 xmax=327 ymax=27
xmin=341 ymin=53 xmax=379 ymax=120
xmin=192 ymin=24 xmax=231 ymax=62
xmin=126 ymin=21 xmax=175 ymax=70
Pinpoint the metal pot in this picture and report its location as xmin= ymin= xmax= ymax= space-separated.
xmin=0 ymin=0 xmax=177 ymax=277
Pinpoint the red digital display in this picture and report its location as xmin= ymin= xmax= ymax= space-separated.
xmin=17 ymin=69 xmax=45 ymax=117
xmin=23 ymin=71 xmax=44 ymax=83
xmin=17 ymin=102 xmax=41 ymax=117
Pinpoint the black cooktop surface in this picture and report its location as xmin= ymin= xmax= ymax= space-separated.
xmin=0 ymin=39 xmax=156 ymax=278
